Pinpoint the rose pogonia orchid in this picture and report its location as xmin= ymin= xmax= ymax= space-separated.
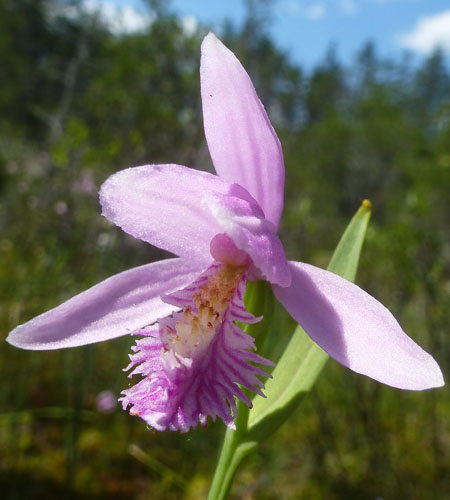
xmin=6 ymin=33 xmax=444 ymax=433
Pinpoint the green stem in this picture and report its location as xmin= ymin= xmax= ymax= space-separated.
xmin=207 ymin=403 xmax=256 ymax=500
xmin=208 ymin=281 xmax=274 ymax=499
xmin=208 ymin=202 xmax=372 ymax=498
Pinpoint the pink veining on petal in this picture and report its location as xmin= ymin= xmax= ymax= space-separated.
xmin=273 ymin=261 xmax=444 ymax=390
xmin=120 ymin=263 xmax=273 ymax=432
xmin=99 ymin=164 xmax=231 ymax=265
xmin=207 ymin=187 xmax=291 ymax=287
xmin=6 ymin=258 xmax=204 ymax=350
xmin=201 ymin=32 xmax=285 ymax=229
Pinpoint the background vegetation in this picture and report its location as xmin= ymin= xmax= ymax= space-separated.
xmin=0 ymin=0 xmax=449 ymax=498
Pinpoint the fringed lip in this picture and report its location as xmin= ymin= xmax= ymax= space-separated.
xmin=120 ymin=263 xmax=273 ymax=432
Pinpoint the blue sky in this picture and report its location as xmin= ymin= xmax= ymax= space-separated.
xmin=85 ymin=0 xmax=450 ymax=68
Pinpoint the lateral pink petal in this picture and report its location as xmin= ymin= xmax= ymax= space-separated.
xmin=6 ymin=259 xmax=205 ymax=350
xmin=100 ymin=164 xmax=231 ymax=264
xmin=273 ymin=261 xmax=444 ymax=390
xmin=207 ymin=184 xmax=291 ymax=287
xmin=201 ymin=32 xmax=285 ymax=229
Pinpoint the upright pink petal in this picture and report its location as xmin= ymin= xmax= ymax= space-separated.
xmin=273 ymin=261 xmax=444 ymax=390
xmin=6 ymin=259 xmax=205 ymax=350
xmin=100 ymin=164 xmax=231 ymax=265
xmin=201 ymin=32 xmax=285 ymax=229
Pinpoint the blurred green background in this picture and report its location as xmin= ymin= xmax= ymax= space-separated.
xmin=0 ymin=1 xmax=449 ymax=499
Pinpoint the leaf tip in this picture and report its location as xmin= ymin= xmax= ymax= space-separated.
xmin=361 ymin=199 xmax=372 ymax=211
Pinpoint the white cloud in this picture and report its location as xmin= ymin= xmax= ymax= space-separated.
xmin=305 ymin=2 xmax=326 ymax=19
xmin=83 ymin=0 xmax=153 ymax=34
xmin=397 ymin=9 xmax=450 ymax=53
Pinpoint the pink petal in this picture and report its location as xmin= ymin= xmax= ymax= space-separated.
xmin=6 ymin=259 xmax=205 ymax=350
xmin=100 ymin=164 xmax=290 ymax=286
xmin=201 ymin=32 xmax=285 ymax=229
xmin=207 ymin=184 xmax=291 ymax=287
xmin=273 ymin=261 xmax=444 ymax=390
xmin=99 ymin=164 xmax=231 ymax=265
xmin=121 ymin=268 xmax=272 ymax=432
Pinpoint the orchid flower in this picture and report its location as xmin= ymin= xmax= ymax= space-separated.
xmin=6 ymin=33 xmax=443 ymax=433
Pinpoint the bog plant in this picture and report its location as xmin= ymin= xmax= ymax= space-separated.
xmin=6 ymin=34 xmax=444 ymax=499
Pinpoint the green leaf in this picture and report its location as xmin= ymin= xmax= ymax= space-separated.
xmin=247 ymin=200 xmax=372 ymax=439
xmin=241 ymin=280 xmax=275 ymax=349
xmin=327 ymin=199 xmax=373 ymax=283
